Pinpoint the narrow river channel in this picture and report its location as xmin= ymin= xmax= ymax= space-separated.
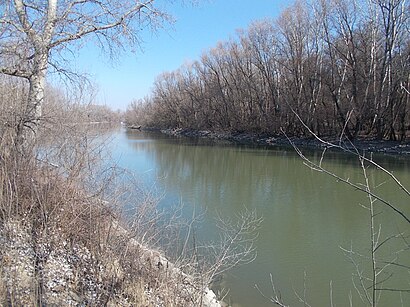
xmin=104 ymin=127 xmax=410 ymax=307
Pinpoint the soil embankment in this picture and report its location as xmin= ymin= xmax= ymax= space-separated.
xmin=156 ymin=128 xmax=410 ymax=155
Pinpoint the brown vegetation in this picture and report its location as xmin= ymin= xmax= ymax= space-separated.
xmin=0 ymin=76 xmax=262 ymax=306
xmin=126 ymin=0 xmax=409 ymax=141
xmin=0 ymin=78 xmax=178 ymax=305
xmin=0 ymin=1 xmax=264 ymax=305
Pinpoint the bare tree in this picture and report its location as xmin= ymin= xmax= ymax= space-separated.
xmin=130 ymin=0 xmax=409 ymax=143
xmin=0 ymin=0 xmax=168 ymax=151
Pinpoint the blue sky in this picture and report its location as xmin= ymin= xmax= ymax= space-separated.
xmin=74 ymin=0 xmax=286 ymax=110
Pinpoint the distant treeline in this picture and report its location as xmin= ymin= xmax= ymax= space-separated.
xmin=126 ymin=0 xmax=410 ymax=140
xmin=0 ymin=76 xmax=121 ymax=135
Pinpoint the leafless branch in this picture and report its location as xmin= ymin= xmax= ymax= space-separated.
xmin=283 ymin=130 xmax=410 ymax=224
xmin=255 ymin=274 xmax=289 ymax=307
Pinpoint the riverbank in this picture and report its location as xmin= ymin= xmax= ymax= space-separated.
xmin=155 ymin=128 xmax=410 ymax=155
xmin=0 ymin=217 xmax=222 ymax=307
xmin=0 ymin=139 xmax=223 ymax=306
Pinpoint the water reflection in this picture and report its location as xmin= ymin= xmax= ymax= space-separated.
xmin=116 ymin=129 xmax=410 ymax=307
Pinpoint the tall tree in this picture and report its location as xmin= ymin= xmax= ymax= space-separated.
xmin=0 ymin=0 xmax=167 ymax=151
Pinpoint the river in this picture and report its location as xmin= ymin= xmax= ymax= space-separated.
xmin=104 ymin=127 xmax=410 ymax=307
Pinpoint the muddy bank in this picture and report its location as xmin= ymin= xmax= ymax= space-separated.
xmin=155 ymin=128 xmax=410 ymax=155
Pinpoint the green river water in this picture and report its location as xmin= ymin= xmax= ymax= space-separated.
xmin=106 ymin=128 xmax=410 ymax=307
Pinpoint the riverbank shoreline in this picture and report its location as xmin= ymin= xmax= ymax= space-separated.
xmin=136 ymin=127 xmax=410 ymax=155
xmin=0 ymin=139 xmax=224 ymax=306
xmin=0 ymin=213 xmax=223 ymax=307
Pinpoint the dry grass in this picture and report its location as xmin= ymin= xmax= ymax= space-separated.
xmin=0 ymin=138 xmax=208 ymax=306
xmin=0 ymin=141 xmax=261 ymax=306
xmin=0 ymin=79 xmax=260 ymax=306
xmin=0 ymin=182 xmax=195 ymax=305
xmin=0 ymin=113 xmax=219 ymax=306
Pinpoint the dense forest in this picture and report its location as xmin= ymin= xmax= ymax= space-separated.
xmin=126 ymin=0 xmax=410 ymax=141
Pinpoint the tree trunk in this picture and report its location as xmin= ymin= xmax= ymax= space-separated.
xmin=16 ymin=68 xmax=46 ymax=154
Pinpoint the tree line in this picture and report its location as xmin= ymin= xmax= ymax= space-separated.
xmin=0 ymin=75 xmax=121 ymax=134
xmin=127 ymin=0 xmax=410 ymax=141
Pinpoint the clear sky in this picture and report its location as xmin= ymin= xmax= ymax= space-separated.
xmin=73 ymin=0 xmax=286 ymax=111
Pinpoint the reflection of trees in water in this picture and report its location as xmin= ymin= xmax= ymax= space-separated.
xmin=131 ymin=137 xmax=292 ymax=209
xmin=124 ymin=131 xmax=410 ymax=306
xmin=155 ymin=136 xmax=405 ymax=253
xmin=126 ymin=132 xmax=410 ymax=224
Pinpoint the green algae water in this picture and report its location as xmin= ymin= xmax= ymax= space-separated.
xmin=107 ymin=127 xmax=410 ymax=307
